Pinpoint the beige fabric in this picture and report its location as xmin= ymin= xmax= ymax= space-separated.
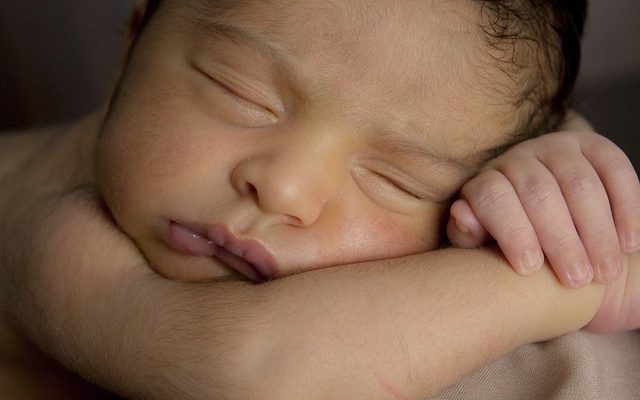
xmin=431 ymin=331 xmax=640 ymax=399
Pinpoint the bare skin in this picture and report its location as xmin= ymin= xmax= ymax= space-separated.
xmin=0 ymin=115 xmax=114 ymax=398
xmin=1 ymin=113 xmax=638 ymax=399
xmin=1 ymin=0 xmax=639 ymax=397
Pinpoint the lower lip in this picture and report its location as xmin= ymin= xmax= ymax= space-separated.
xmin=215 ymin=247 xmax=265 ymax=282
xmin=166 ymin=222 xmax=266 ymax=282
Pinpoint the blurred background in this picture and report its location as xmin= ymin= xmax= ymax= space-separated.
xmin=0 ymin=0 xmax=638 ymax=169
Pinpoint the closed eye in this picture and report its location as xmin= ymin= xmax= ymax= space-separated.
xmin=369 ymin=170 xmax=423 ymax=200
xmin=208 ymin=76 xmax=272 ymax=112
xmin=351 ymin=166 xmax=433 ymax=214
xmin=357 ymin=158 xmax=456 ymax=203
xmin=208 ymin=75 xmax=277 ymax=115
xmin=192 ymin=63 xmax=278 ymax=127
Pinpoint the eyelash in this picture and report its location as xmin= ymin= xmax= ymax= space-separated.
xmin=353 ymin=166 xmax=426 ymax=207
xmin=193 ymin=63 xmax=279 ymax=125
xmin=209 ymin=77 xmax=274 ymax=113
xmin=370 ymin=170 xmax=423 ymax=200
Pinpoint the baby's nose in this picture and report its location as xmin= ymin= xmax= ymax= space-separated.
xmin=231 ymin=149 xmax=343 ymax=226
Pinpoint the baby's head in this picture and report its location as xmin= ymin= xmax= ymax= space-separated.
xmin=97 ymin=0 xmax=586 ymax=282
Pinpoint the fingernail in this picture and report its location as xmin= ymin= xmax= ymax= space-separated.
xmin=597 ymin=256 xmax=621 ymax=282
xmin=568 ymin=261 xmax=592 ymax=287
xmin=454 ymin=217 xmax=470 ymax=235
xmin=624 ymin=230 xmax=639 ymax=253
xmin=519 ymin=250 xmax=542 ymax=274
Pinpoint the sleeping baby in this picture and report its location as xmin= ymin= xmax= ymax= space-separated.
xmin=1 ymin=0 xmax=639 ymax=398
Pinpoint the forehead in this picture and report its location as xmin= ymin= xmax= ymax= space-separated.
xmin=181 ymin=0 xmax=479 ymax=94
xmin=154 ymin=0 xmax=519 ymax=160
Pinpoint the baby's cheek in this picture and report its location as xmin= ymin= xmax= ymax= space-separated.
xmin=371 ymin=217 xmax=440 ymax=255
xmin=323 ymin=211 xmax=442 ymax=265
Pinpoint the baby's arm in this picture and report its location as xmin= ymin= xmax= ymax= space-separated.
xmin=3 ymin=189 xmax=618 ymax=400
xmin=448 ymin=130 xmax=640 ymax=288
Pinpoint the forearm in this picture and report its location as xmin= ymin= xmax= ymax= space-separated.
xmin=2 ymin=192 xmax=263 ymax=399
xmin=46 ymin=251 xmax=603 ymax=400
xmin=4 ymin=194 xmax=605 ymax=400
xmin=114 ymin=249 xmax=603 ymax=400
xmin=248 ymin=248 xmax=604 ymax=399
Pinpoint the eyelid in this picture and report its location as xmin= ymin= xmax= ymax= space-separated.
xmin=351 ymin=167 xmax=427 ymax=216
xmin=360 ymin=158 xmax=441 ymax=200
xmin=209 ymin=76 xmax=274 ymax=114
xmin=368 ymin=169 xmax=423 ymax=200
xmin=193 ymin=62 xmax=283 ymax=115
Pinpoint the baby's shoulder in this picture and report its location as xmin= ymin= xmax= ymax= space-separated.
xmin=0 ymin=113 xmax=101 ymax=208
xmin=0 ymin=125 xmax=73 ymax=203
xmin=0 ymin=126 xmax=58 ymax=178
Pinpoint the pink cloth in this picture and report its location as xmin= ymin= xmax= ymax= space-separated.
xmin=431 ymin=331 xmax=640 ymax=399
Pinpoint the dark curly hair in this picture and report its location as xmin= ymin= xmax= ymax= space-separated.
xmin=137 ymin=0 xmax=587 ymax=140
xmin=477 ymin=1 xmax=588 ymax=140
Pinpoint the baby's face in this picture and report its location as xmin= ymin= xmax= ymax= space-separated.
xmin=98 ymin=0 xmax=519 ymax=282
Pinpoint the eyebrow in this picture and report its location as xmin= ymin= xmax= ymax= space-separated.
xmin=192 ymin=14 xmax=513 ymax=175
xmin=372 ymin=125 xmax=492 ymax=176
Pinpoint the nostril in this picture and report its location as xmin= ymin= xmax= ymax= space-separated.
xmin=247 ymin=183 xmax=259 ymax=201
xmin=286 ymin=214 xmax=304 ymax=226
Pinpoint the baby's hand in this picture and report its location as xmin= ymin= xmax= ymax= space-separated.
xmin=447 ymin=131 xmax=640 ymax=288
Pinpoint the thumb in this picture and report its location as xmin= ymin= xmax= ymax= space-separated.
xmin=447 ymin=199 xmax=491 ymax=248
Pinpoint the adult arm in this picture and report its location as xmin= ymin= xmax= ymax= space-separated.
xmin=2 ymin=190 xmax=609 ymax=400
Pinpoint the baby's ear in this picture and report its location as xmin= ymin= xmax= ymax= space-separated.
xmin=119 ymin=0 xmax=152 ymax=69
xmin=125 ymin=0 xmax=149 ymax=49
xmin=107 ymin=0 xmax=149 ymax=101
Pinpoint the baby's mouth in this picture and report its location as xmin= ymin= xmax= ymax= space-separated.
xmin=213 ymin=245 xmax=268 ymax=282
xmin=165 ymin=221 xmax=276 ymax=282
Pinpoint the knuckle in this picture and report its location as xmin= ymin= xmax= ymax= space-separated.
xmin=549 ymin=234 xmax=581 ymax=258
xmin=562 ymin=169 xmax=600 ymax=199
xmin=565 ymin=130 xmax=597 ymax=144
xmin=514 ymin=175 xmax=555 ymax=208
xmin=605 ymin=158 xmax=636 ymax=183
xmin=587 ymin=229 xmax=618 ymax=250
xmin=500 ymin=223 xmax=534 ymax=245
xmin=540 ymin=131 xmax=580 ymax=149
xmin=572 ymin=130 xmax=596 ymax=140
xmin=584 ymin=131 xmax=612 ymax=146
xmin=467 ymin=176 xmax=512 ymax=210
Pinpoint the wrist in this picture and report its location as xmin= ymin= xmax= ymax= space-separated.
xmin=532 ymin=265 xmax=605 ymax=340
xmin=247 ymin=248 xmax=607 ymax=398
xmin=584 ymin=252 xmax=639 ymax=333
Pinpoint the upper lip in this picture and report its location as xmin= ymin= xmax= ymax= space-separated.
xmin=204 ymin=224 xmax=279 ymax=281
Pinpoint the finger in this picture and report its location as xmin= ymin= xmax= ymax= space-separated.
xmin=460 ymin=170 xmax=544 ymax=275
xmin=540 ymin=149 xmax=623 ymax=283
xmin=447 ymin=199 xmax=491 ymax=248
xmin=580 ymin=134 xmax=640 ymax=254
xmin=498 ymin=158 xmax=594 ymax=287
